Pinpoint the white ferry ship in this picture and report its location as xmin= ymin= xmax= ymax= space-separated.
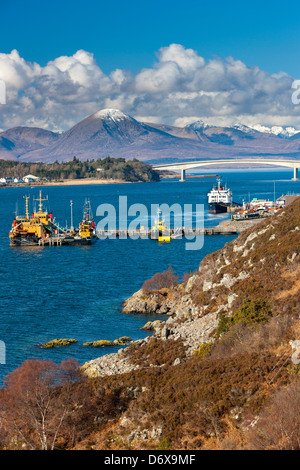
xmin=207 ymin=179 xmax=233 ymax=213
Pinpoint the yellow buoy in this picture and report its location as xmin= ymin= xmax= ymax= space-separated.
xmin=158 ymin=235 xmax=171 ymax=243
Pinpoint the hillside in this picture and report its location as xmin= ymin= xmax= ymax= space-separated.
xmin=1 ymin=109 xmax=300 ymax=164
xmin=1 ymin=198 xmax=300 ymax=450
xmin=0 ymin=127 xmax=60 ymax=160
xmin=78 ymin=197 xmax=300 ymax=449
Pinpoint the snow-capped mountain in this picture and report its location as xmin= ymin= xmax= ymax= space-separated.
xmin=246 ymin=124 xmax=300 ymax=138
xmin=224 ymin=122 xmax=300 ymax=138
xmin=15 ymin=109 xmax=179 ymax=162
xmin=91 ymin=108 xmax=132 ymax=122
xmin=1 ymin=109 xmax=300 ymax=163
xmin=232 ymin=123 xmax=258 ymax=134
xmin=185 ymin=120 xmax=214 ymax=131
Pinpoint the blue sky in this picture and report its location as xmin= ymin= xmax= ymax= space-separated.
xmin=0 ymin=0 xmax=300 ymax=131
xmin=1 ymin=0 xmax=300 ymax=76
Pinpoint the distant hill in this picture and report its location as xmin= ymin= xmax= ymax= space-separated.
xmin=0 ymin=127 xmax=60 ymax=160
xmin=1 ymin=108 xmax=300 ymax=164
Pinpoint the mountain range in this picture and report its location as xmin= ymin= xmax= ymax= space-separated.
xmin=1 ymin=108 xmax=300 ymax=164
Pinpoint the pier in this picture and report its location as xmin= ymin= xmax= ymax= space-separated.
xmin=38 ymin=236 xmax=64 ymax=246
xmin=97 ymin=226 xmax=239 ymax=238
xmin=97 ymin=216 xmax=267 ymax=239
xmin=13 ymin=218 xmax=264 ymax=247
xmin=32 ymin=215 xmax=269 ymax=245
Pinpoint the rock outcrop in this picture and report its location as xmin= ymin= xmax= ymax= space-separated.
xmin=81 ymin=348 xmax=141 ymax=378
xmin=83 ymin=337 xmax=132 ymax=347
xmin=39 ymin=338 xmax=77 ymax=348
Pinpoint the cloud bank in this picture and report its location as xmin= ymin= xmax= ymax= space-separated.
xmin=0 ymin=44 xmax=298 ymax=132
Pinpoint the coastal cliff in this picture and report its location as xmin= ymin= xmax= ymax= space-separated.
xmin=78 ymin=198 xmax=300 ymax=449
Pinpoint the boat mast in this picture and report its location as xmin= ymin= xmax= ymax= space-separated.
xmin=70 ymin=200 xmax=74 ymax=230
xmin=34 ymin=190 xmax=48 ymax=213
xmin=24 ymin=195 xmax=30 ymax=219
xmin=84 ymin=198 xmax=93 ymax=221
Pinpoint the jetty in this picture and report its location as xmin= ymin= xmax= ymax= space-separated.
xmin=97 ymin=225 xmax=240 ymax=239
xmin=96 ymin=215 xmax=268 ymax=239
xmin=30 ymin=213 xmax=269 ymax=245
xmin=97 ymin=228 xmax=238 ymax=238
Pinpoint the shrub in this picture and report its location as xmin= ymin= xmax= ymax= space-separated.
xmin=216 ymin=299 xmax=273 ymax=336
xmin=247 ymin=378 xmax=300 ymax=449
xmin=212 ymin=315 xmax=292 ymax=362
xmin=142 ymin=266 xmax=179 ymax=292
xmin=1 ymin=358 xmax=81 ymax=450
xmin=124 ymin=337 xmax=186 ymax=367
xmin=157 ymin=437 xmax=172 ymax=450
xmin=194 ymin=343 xmax=212 ymax=359
xmin=233 ymin=299 xmax=273 ymax=326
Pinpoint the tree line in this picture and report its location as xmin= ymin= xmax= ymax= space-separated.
xmin=0 ymin=157 xmax=160 ymax=183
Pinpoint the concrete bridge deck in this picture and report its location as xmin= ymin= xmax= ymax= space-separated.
xmin=153 ymin=158 xmax=300 ymax=181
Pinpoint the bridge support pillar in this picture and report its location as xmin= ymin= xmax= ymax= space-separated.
xmin=180 ymin=169 xmax=186 ymax=181
xmin=292 ymin=168 xmax=299 ymax=181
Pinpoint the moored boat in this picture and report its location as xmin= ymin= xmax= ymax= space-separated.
xmin=64 ymin=198 xmax=97 ymax=245
xmin=207 ymin=179 xmax=234 ymax=213
xmin=9 ymin=191 xmax=64 ymax=246
xmin=9 ymin=192 xmax=98 ymax=246
xmin=151 ymin=209 xmax=171 ymax=242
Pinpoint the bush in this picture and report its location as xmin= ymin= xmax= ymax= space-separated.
xmin=157 ymin=437 xmax=172 ymax=450
xmin=247 ymin=378 xmax=300 ymax=449
xmin=124 ymin=337 xmax=186 ymax=367
xmin=233 ymin=299 xmax=273 ymax=326
xmin=194 ymin=343 xmax=212 ymax=359
xmin=142 ymin=266 xmax=179 ymax=292
xmin=217 ymin=299 xmax=273 ymax=335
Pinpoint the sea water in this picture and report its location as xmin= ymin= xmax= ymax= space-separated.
xmin=0 ymin=168 xmax=299 ymax=385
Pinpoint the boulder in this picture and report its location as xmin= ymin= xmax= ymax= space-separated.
xmin=113 ymin=336 xmax=133 ymax=345
xmin=140 ymin=320 xmax=163 ymax=331
xmin=83 ymin=337 xmax=133 ymax=347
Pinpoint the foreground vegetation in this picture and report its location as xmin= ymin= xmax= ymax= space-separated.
xmin=0 ymin=335 xmax=299 ymax=450
xmin=0 ymin=157 xmax=160 ymax=183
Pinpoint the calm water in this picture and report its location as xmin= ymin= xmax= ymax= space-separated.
xmin=0 ymin=168 xmax=299 ymax=385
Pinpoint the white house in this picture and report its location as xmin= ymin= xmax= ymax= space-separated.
xmin=0 ymin=177 xmax=14 ymax=183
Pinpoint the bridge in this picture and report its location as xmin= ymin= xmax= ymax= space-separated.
xmin=153 ymin=158 xmax=300 ymax=181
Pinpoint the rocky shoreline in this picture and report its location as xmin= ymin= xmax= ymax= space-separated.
xmin=82 ymin=201 xmax=300 ymax=378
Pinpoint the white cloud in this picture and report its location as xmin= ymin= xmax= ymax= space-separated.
xmin=0 ymin=49 xmax=40 ymax=90
xmin=0 ymin=44 xmax=299 ymax=131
